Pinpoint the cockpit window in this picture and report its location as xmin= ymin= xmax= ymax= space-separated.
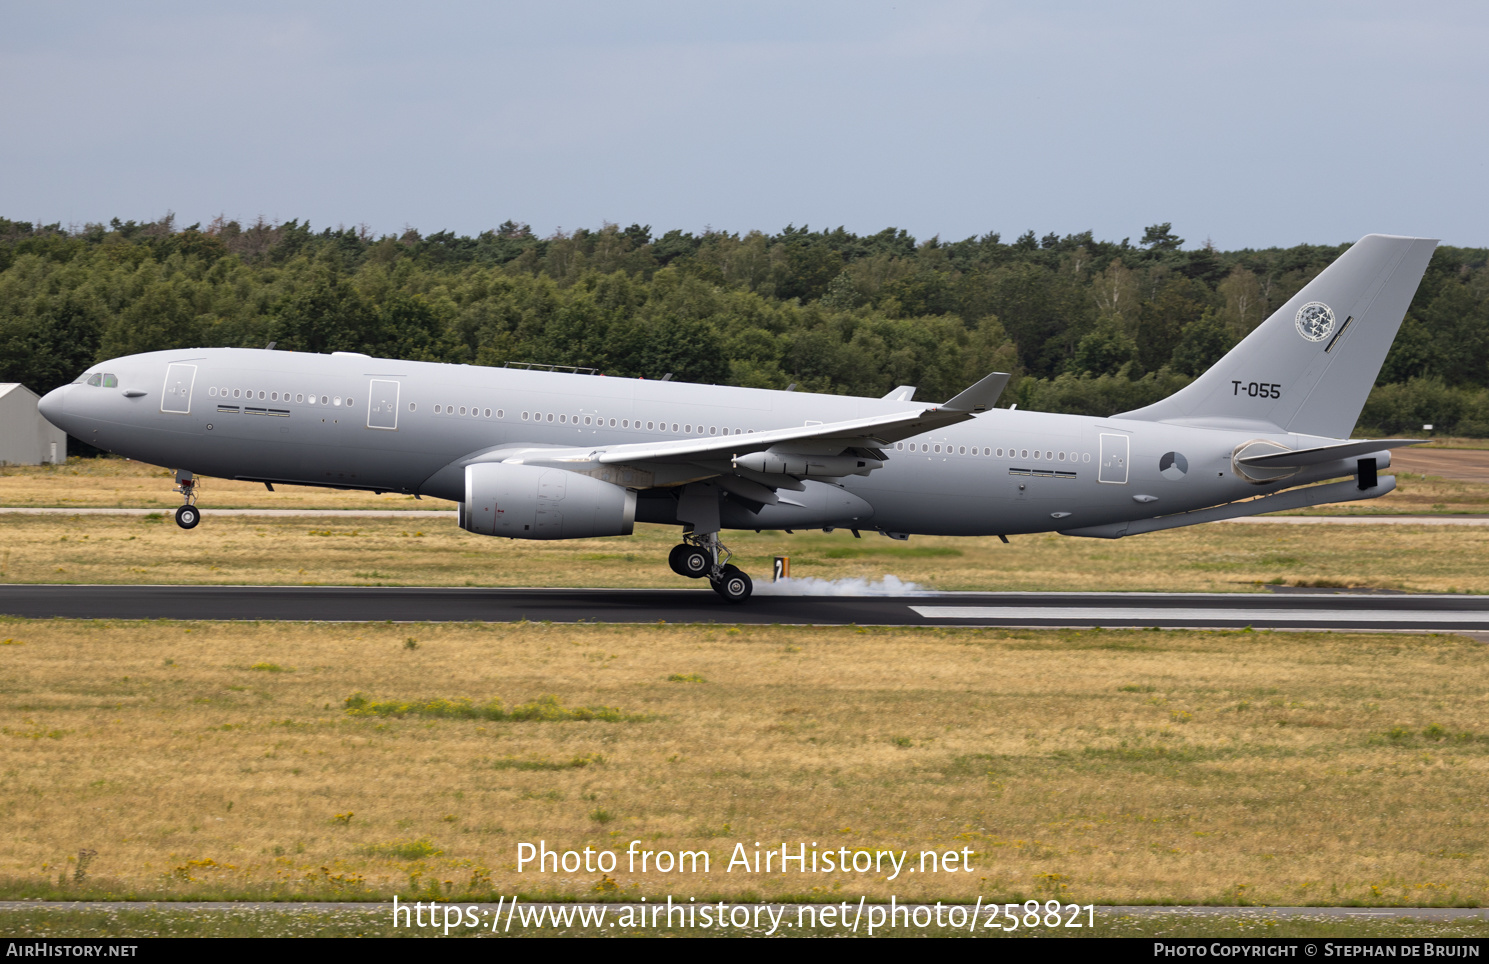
xmin=101 ymin=374 xmax=118 ymax=388
xmin=86 ymin=373 xmax=102 ymax=387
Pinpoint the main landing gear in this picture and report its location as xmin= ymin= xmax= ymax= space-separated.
xmin=173 ymin=470 xmax=200 ymax=530
xmin=668 ymin=532 xmax=753 ymax=603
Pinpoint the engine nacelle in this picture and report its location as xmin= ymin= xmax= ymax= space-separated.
xmin=460 ymin=462 xmax=636 ymax=540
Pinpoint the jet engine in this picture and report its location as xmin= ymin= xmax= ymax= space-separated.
xmin=459 ymin=462 xmax=636 ymax=540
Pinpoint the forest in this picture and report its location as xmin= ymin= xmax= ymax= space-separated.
xmin=2 ymin=215 xmax=1487 ymax=436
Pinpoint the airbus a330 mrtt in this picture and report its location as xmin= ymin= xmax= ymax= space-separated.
xmin=38 ymin=234 xmax=1437 ymax=602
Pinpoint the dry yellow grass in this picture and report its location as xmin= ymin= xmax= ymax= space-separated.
xmin=2 ymin=512 xmax=1488 ymax=593
xmin=2 ymin=620 xmax=1486 ymax=905
xmin=0 ymin=459 xmax=425 ymax=510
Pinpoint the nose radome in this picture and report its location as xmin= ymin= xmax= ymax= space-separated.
xmin=37 ymin=385 xmax=68 ymax=425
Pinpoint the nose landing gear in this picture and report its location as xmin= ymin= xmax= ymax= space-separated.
xmin=173 ymin=470 xmax=200 ymax=530
xmin=668 ymin=532 xmax=753 ymax=602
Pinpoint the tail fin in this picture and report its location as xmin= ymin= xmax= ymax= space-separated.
xmin=1117 ymin=234 xmax=1437 ymax=438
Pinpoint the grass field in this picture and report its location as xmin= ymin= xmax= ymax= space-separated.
xmin=3 ymin=906 xmax=1486 ymax=938
xmin=2 ymin=511 xmax=1488 ymax=593
xmin=1 ymin=619 xmax=1486 ymax=907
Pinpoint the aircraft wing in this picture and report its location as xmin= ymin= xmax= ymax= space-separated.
xmin=593 ymin=371 xmax=1010 ymax=466
xmin=489 ymin=372 xmax=1010 ymax=498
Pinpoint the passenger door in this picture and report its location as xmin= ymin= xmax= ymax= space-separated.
xmin=160 ymin=364 xmax=197 ymax=414
xmin=1098 ymin=432 xmax=1129 ymax=484
xmin=366 ymin=379 xmax=400 ymax=430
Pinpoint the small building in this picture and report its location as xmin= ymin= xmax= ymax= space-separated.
xmin=0 ymin=384 xmax=67 ymax=465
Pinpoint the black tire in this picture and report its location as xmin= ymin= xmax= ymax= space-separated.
xmin=676 ymin=546 xmax=710 ymax=579
xmin=711 ymin=565 xmax=752 ymax=603
xmin=175 ymin=505 xmax=201 ymax=529
xmin=668 ymin=544 xmax=692 ymax=577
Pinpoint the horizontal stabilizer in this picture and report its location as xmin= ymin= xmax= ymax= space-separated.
xmin=882 ymin=385 xmax=916 ymax=401
xmin=1061 ymin=476 xmax=1397 ymax=539
xmin=943 ymin=372 xmax=1010 ymax=412
xmin=1238 ymin=438 xmax=1425 ymax=468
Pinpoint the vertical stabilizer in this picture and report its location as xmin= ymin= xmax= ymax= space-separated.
xmin=1117 ymin=234 xmax=1437 ymax=438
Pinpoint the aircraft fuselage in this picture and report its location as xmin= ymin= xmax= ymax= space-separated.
xmin=39 ymin=347 xmax=1369 ymax=538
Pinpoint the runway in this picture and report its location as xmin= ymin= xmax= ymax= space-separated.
xmin=3 ymin=584 xmax=1488 ymax=630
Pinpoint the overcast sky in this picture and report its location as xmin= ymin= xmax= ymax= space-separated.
xmin=2 ymin=1 xmax=1485 ymax=249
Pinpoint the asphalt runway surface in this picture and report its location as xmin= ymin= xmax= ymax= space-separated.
xmin=3 ymin=584 xmax=1489 ymax=630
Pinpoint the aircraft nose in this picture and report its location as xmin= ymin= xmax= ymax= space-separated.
xmin=37 ymin=385 xmax=69 ymax=425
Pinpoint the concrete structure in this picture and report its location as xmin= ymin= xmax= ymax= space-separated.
xmin=0 ymin=384 xmax=66 ymax=465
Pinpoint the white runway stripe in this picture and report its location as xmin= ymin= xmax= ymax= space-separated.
xmin=910 ymin=606 xmax=1489 ymax=624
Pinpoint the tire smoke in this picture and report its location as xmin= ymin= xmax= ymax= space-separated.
xmin=753 ymin=574 xmax=926 ymax=596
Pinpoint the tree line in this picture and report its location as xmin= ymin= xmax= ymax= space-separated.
xmin=2 ymin=214 xmax=1486 ymax=436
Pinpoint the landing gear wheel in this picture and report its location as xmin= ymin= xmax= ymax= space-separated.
xmin=711 ymin=565 xmax=753 ymax=603
xmin=175 ymin=504 xmax=201 ymax=529
xmin=673 ymin=545 xmax=710 ymax=579
xmin=668 ymin=544 xmax=695 ymax=577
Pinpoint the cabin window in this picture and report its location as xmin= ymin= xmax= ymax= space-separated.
xmin=1058 ymin=451 xmax=1065 ymax=461
xmin=496 ymin=409 xmax=503 ymax=418
xmin=209 ymin=387 xmax=217 ymax=396
xmin=584 ymin=416 xmax=591 ymax=425
xmin=522 ymin=412 xmax=529 ymax=420
xmin=321 ymin=396 xmax=329 ymax=405
xmin=558 ymin=414 xmax=566 ymax=423
xmin=1020 ymin=449 xmax=1028 ymax=459
xmin=259 ymin=391 xmax=266 ymax=400
xmin=346 ymin=397 xmax=354 ymax=407
xmin=996 ymin=448 xmax=1003 ymax=457
xmin=671 ymin=423 xmax=679 ymax=432
xmin=647 ymin=421 xmax=654 ymax=430
xmin=296 ymin=394 xmax=304 ymax=403
xmin=959 ymin=446 xmax=966 ymax=455
xmin=984 ymin=447 xmax=991 ymax=456
xmin=334 ymin=397 xmax=342 ymax=406
xmin=460 ymin=407 xmax=467 ymax=415
xmin=895 ymin=442 xmax=903 ymax=450
xmin=484 ymin=408 xmax=492 ymax=418
xmin=232 ymin=389 xmax=240 ymax=398
xmin=609 ymin=418 xmax=616 ymax=427
xmin=684 ymin=424 xmax=691 ymax=433
xmin=1083 ymin=453 xmax=1092 ymax=462
xmin=409 ymin=402 xmax=417 ymax=412
xmin=546 ymin=414 xmax=553 ymax=422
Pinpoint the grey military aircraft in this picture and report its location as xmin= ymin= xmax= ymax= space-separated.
xmin=38 ymin=234 xmax=1436 ymax=602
